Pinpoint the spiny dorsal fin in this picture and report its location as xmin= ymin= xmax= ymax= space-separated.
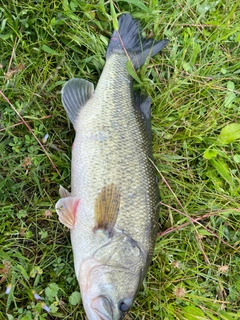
xmin=61 ymin=78 xmax=94 ymax=128
xmin=94 ymin=184 xmax=120 ymax=234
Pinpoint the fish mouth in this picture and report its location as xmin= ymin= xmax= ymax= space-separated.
xmin=91 ymin=295 xmax=113 ymax=320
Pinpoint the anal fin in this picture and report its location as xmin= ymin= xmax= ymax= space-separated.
xmin=62 ymin=78 xmax=94 ymax=128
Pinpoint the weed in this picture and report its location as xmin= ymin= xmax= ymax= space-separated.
xmin=0 ymin=0 xmax=239 ymax=319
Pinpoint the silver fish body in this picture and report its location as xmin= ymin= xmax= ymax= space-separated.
xmin=56 ymin=14 xmax=168 ymax=320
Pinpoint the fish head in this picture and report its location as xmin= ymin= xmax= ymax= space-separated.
xmin=82 ymin=285 xmax=132 ymax=320
xmin=79 ymin=233 xmax=146 ymax=320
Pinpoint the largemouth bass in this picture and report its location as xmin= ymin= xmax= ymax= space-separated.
xmin=56 ymin=14 xmax=168 ymax=320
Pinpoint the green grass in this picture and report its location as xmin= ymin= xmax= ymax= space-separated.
xmin=0 ymin=0 xmax=239 ymax=319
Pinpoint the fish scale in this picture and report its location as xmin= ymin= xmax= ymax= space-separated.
xmin=56 ymin=13 xmax=168 ymax=320
xmin=72 ymin=55 xmax=157 ymax=245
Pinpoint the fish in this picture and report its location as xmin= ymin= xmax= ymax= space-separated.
xmin=55 ymin=13 xmax=168 ymax=320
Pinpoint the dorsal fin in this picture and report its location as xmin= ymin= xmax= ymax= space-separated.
xmin=94 ymin=184 xmax=120 ymax=235
xmin=61 ymin=78 xmax=94 ymax=128
xmin=134 ymin=93 xmax=152 ymax=141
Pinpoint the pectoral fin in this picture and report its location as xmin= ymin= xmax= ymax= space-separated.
xmin=94 ymin=184 xmax=120 ymax=235
xmin=55 ymin=197 xmax=80 ymax=229
xmin=62 ymin=78 xmax=94 ymax=128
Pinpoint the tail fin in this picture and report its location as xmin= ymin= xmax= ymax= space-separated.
xmin=106 ymin=14 xmax=169 ymax=68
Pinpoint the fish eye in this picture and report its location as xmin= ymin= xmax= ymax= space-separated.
xmin=119 ymin=300 xmax=130 ymax=312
